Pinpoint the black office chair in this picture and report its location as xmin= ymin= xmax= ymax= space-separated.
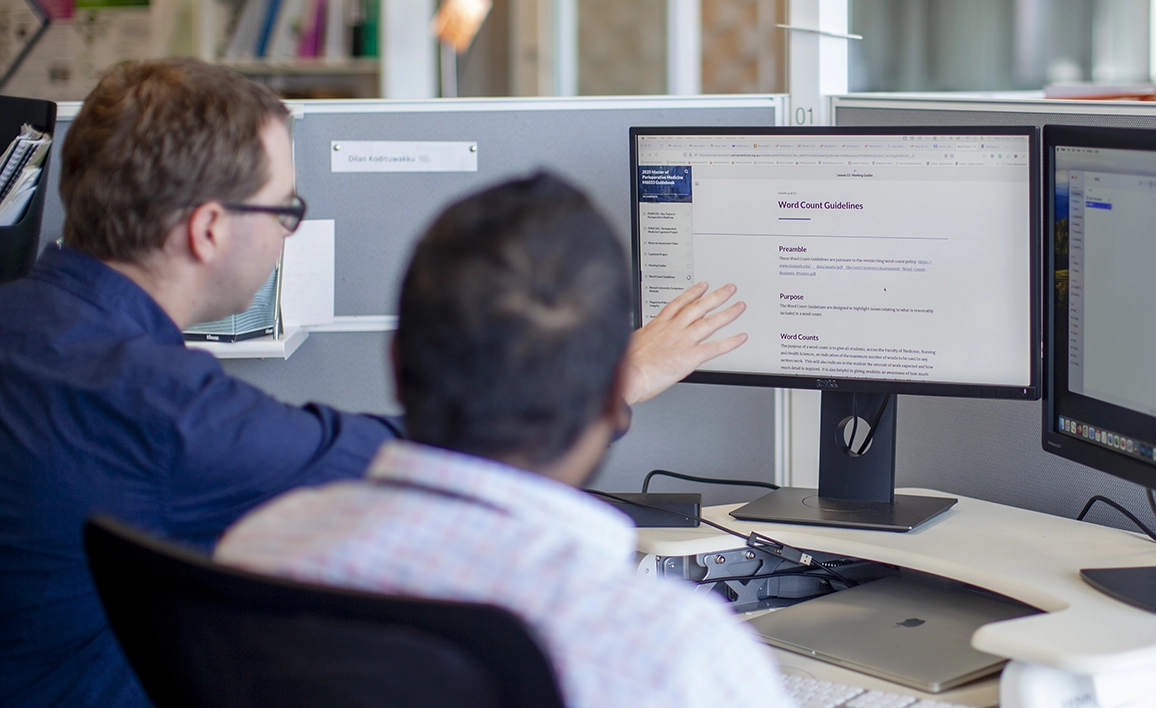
xmin=0 ymin=95 xmax=56 ymax=284
xmin=83 ymin=516 xmax=567 ymax=708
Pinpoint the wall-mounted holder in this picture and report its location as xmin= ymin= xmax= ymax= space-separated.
xmin=0 ymin=96 xmax=56 ymax=284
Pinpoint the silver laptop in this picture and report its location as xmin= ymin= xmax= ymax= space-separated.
xmin=747 ymin=575 xmax=1039 ymax=692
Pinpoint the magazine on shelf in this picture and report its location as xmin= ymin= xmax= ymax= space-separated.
xmin=0 ymin=123 xmax=52 ymax=227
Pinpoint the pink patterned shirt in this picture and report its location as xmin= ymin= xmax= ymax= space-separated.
xmin=216 ymin=440 xmax=794 ymax=708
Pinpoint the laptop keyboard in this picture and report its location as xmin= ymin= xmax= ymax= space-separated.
xmin=782 ymin=675 xmax=974 ymax=708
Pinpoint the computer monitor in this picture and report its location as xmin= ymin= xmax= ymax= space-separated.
xmin=631 ymin=126 xmax=1040 ymax=531
xmin=1043 ymin=124 xmax=1156 ymax=613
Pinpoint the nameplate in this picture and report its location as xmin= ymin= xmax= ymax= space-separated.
xmin=330 ymin=141 xmax=478 ymax=173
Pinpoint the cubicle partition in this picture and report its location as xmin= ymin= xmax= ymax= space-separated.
xmin=832 ymin=93 xmax=1156 ymax=529
xmin=35 ymin=93 xmax=1156 ymax=519
xmin=36 ymin=95 xmax=788 ymax=504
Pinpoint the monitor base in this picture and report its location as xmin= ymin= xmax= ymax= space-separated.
xmin=730 ymin=487 xmax=957 ymax=532
xmin=1080 ymin=567 xmax=1156 ymax=614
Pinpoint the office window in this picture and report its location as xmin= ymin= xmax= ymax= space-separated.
xmin=576 ymin=0 xmax=666 ymax=96
xmin=849 ymin=0 xmax=1116 ymax=92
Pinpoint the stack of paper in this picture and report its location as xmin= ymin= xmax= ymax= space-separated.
xmin=0 ymin=124 xmax=52 ymax=227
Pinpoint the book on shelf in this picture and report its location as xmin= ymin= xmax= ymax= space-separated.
xmin=357 ymin=0 xmax=376 ymax=57
xmin=296 ymin=0 xmax=325 ymax=58
xmin=220 ymin=0 xmax=372 ymax=63
xmin=265 ymin=0 xmax=305 ymax=58
xmin=254 ymin=0 xmax=281 ymax=57
xmin=224 ymin=0 xmax=269 ymax=59
xmin=323 ymin=0 xmax=348 ymax=59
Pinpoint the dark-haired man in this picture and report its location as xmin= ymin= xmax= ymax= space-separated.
xmin=0 ymin=59 xmax=745 ymax=706
xmin=216 ymin=174 xmax=790 ymax=708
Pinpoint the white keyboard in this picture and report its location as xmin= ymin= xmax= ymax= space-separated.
xmin=782 ymin=675 xmax=973 ymax=708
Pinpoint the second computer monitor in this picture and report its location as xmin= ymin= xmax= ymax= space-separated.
xmin=1043 ymin=125 xmax=1156 ymax=612
xmin=631 ymin=127 xmax=1040 ymax=531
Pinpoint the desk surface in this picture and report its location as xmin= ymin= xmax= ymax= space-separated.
xmin=635 ymin=488 xmax=1156 ymax=677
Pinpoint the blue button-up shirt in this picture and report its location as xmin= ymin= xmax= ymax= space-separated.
xmin=0 ymin=246 xmax=400 ymax=707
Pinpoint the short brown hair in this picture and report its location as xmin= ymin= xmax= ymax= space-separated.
xmin=60 ymin=58 xmax=289 ymax=262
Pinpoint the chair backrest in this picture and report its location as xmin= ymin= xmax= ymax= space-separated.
xmin=0 ymin=95 xmax=56 ymax=284
xmin=83 ymin=516 xmax=567 ymax=708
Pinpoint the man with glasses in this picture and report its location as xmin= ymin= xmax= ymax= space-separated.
xmin=0 ymin=59 xmax=745 ymax=707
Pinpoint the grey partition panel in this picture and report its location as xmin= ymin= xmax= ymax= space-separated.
xmin=226 ymin=332 xmax=398 ymax=416
xmin=837 ymin=101 xmax=1156 ymax=531
xmin=895 ymin=397 xmax=1152 ymax=533
xmin=247 ymin=99 xmax=782 ymax=500
xmin=229 ymin=330 xmax=778 ymax=506
xmin=293 ymin=101 xmax=778 ymax=316
xmin=603 ymin=382 xmax=777 ymax=506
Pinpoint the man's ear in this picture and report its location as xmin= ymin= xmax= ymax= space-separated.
xmin=185 ymin=202 xmax=228 ymax=264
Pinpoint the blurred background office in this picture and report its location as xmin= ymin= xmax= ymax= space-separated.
xmin=3 ymin=0 xmax=1155 ymax=102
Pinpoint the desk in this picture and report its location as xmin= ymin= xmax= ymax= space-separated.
xmin=634 ymin=489 xmax=1156 ymax=707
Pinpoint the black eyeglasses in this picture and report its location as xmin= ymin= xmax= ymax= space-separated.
xmin=218 ymin=194 xmax=308 ymax=233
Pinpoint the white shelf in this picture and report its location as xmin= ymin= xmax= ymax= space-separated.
xmin=183 ymin=316 xmax=397 ymax=360
xmin=186 ymin=326 xmax=309 ymax=360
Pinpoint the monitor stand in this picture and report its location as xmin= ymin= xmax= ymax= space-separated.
xmin=1080 ymin=567 xmax=1156 ymax=614
xmin=731 ymin=391 xmax=957 ymax=532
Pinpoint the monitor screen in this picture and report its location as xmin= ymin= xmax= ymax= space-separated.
xmin=1044 ymin=125 xmax=1156 ymax=490
xmin=1043 ymin=124 xmax=1156 ymax=615
xmin=631 ymin=127 xmax=1040 ymax=399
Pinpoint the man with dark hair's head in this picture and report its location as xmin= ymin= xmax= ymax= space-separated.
xmin=396 ymin=173 xmax=631 ymax=474
xmin=216 ymin=174 xmax=789 ymax=708
xmin=0 ymin=59 xmax=748 ymax=707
